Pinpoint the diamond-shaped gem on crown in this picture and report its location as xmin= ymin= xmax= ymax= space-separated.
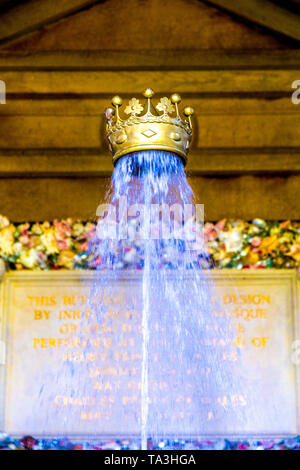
xmin=141 ymin=129 xmax=157 ymax=138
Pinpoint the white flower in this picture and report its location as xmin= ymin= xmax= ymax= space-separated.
xmin=13 ymin=242 xmax=22 ymax=254
xmin=19 ymin=248 xmax=39 ymax=269
xmin=223 ymin=229 xmax=243 ymax=253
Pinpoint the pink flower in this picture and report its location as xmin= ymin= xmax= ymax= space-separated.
xmin=279 ymin=220 xmax=290 ymax=229
xmin=54 ymin=219 xmax=72 ymax=237
xmin=215 ymin=219 xmax=226 ymax=230
xmin=204 ymin=223 xmax=218 ymax=241
xmin=251 ymin=236 xmax=261 ymax=247
xmin=86 ymin=225 xmax=96 ymax=240
xmin=56 ymin=238 xmax=69 ymax=250
xmin=19 ymin=233 xmax=34 ymax=248
xmin=237 ymin=443 xmax=249 ymax=450
xmin=77 ymin=241 xmax=88 ymax=252
xmin=93 ymin=257 xmax=103 ymax=266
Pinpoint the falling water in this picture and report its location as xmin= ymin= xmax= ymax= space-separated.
xmin=141 ymin=185 xmax=150 ymax=451
xmin=88 ymin=149 xmax=242 ymax=448
xmin=3 ymin=148 xmax=256 ymax=446
xmin=5 ymin=151 xmax=292 ymax=445
xmin=6 ymin=149 xmax=255 ymax=445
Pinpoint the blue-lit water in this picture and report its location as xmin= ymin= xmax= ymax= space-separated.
xmin=88 ymin=150 xmax=239 ymax=448
xmin=3 ymin=151 xmax=292 ymax=447
xmin=2 ymin=150 xmax=249 ymax=446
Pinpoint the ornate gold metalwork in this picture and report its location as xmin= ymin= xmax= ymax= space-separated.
xmin=156 ymin=97 xmax=175 ymax=115
xmin=105 ymin=89 xmax=194 ymax=165
xmin=124 ymin=98 xmax=144 ymax=116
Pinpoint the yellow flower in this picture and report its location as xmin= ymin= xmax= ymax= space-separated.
xmin=241 ymin=248 xmax=259 ymax=266
xmin=40 ymin=229 xmax=59 ymax=254
xmin=31 ymin=223 xmax=43 ymax=235
xmin=279 ymin=232 xmax=294 ymax=244
xmin=19 ymin=248 xmax=39 ymax=269
xmin=270 ymin=226 xmax=281 ymax=237
xmin=0 ymin=215 xmax=10 ymax=229
xmin=213 ymin=249 xmax=228 ymax=261
xmin=41 ymin=221 xmax=51 ymax=230
xmin=57 ymin=250 xmax=76 ymax=269
xmin=259 ymin=236 xmax=279 ymax=256
xmin=287 ymin=244 xmax=300 ymax=262
xmin=72 ymin=222 xmax=85 ymax=237
xmin=219 ymin=257 xmax=232 ymax=267
xmin=0 ymin=225 xmax=15 ymax=256
xmin=13 ymin=242 xmax=22 ymax=255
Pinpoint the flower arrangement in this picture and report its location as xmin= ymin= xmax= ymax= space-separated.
xmin=0 ymin=433 xmax=299 ymax=450
xmin=0 ymin=216 xmax=95 ymax=270
xmin=0 ymin=215 xmax=299 ymax=271
xmin=204 ymin=218 xmax=300 ymax=269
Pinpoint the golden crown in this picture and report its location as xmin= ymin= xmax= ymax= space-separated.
xmin=105 ymin=88 xmax=194 ymax=165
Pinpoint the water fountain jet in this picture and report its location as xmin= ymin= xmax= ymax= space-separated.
xmin=87 ymin=90 xmax=238 ymax=449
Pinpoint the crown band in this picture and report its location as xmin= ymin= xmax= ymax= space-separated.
xmin=105 ymin=89 xmax=194 ymax=166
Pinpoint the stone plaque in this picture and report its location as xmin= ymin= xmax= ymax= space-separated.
xmin=0 ymin=270 xmax=298 ymax=438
